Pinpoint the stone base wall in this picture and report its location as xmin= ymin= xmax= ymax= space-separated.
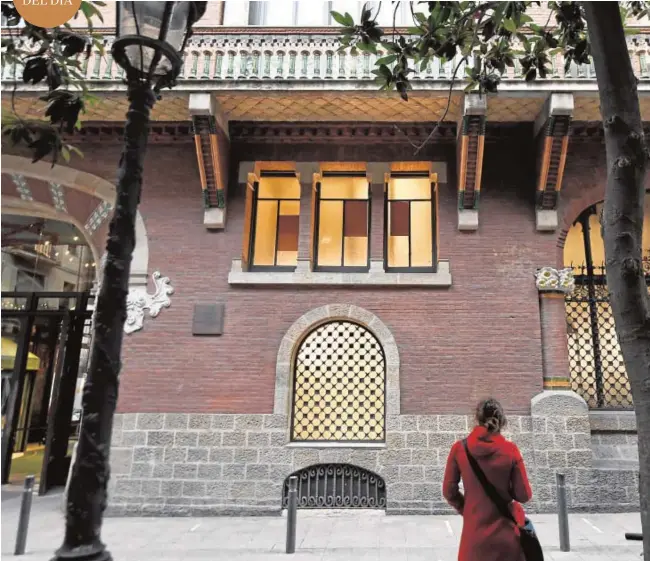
xmin=107 ymin=392 xmax=640 ymax=516
xmin=589 ymin=410 xmax=639 ymax=469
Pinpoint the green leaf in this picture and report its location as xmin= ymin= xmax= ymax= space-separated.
xmin=407 ymin=27 xmax=423 ymax=35
xmin=61 ymin=145 xmax=70 ymax=162
xmin=375 ymin=55 xmax=397 ymax=66
xmin=330 ymin=10 xmax=349 ymax=26
xmin=503 ymin=19 xmax=516 ymax=33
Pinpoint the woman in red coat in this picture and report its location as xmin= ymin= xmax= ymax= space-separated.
xmin=443 ymin=398 xmax=533 ymax=561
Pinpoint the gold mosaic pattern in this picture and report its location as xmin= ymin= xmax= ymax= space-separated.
xmin=292 ymin=321 xmax=385 ymax=442
xmin=1 ymin=94 xmax=190 ymax=122
xmin=486 ymin=97 xmax=546 ymax=122
xmin=216 ymin=93 xmax=462 ymax=122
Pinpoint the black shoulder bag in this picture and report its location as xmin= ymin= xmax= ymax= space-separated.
xmin=462 ymin=439 xmax=544 ymax=561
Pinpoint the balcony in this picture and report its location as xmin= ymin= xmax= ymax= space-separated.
xmin=3 ymin=30 xmax=650 ymax=91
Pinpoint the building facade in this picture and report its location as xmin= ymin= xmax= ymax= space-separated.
xmin=1 ymin=1 xmax=649 ymax=515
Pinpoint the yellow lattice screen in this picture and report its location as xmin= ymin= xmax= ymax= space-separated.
xmin=291 ymin=321 xmax=385 ymax=442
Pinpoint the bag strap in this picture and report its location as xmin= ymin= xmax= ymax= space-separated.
xmin=462 ymin=439 xmax=518 ymax=526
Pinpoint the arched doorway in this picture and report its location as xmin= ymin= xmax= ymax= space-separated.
xmin=282 ymin=464 xmax=386 ymax=509
xmin=291 ymin=320 xmax=386 ymax=443
xmin=1 ymin=216 xmax=95 ymax=493
xmin=563 ymin=193 xmax=650 ymax=409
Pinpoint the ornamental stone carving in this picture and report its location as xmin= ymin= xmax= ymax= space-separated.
xmin=535 ymin=266 xmax=575 ymax=294
xmin=125 ymin=272 xmax=174 ymax=334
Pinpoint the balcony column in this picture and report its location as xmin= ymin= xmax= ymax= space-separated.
xmin=189 ymin=93 xmax=230 ymax=230
xmin=535 ymin=266 xmax=575 ymax=390
xmin=534 ymin=93 xmax=574 ymax=231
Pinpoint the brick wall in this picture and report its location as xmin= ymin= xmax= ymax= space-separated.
xmin=41 ymin=128 xmax=613 ymax=417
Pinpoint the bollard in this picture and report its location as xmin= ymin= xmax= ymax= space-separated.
xmin=286 ymin=475 xmax=298 ymax=554
xmin=14 ymin=475 xmax=35 ymax=555
xmin=556 ymin=472 xmax=570 ymax=552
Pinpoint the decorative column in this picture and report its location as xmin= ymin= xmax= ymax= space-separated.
xmin=189 ymin=92 xmax=230 ymax=229
xmin=535 ymin=266 xmax=575 ymax=390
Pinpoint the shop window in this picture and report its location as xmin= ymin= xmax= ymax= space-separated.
xmin=312 ymin=167 xmax=371 ymax=271
xmin=384 ymin=167 xmax=438 ymax=272
xmin=242 ymin=167 xmax=300 ymax=271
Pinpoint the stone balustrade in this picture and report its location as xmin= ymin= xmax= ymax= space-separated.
xmin=4 ymin=32 xmax=650 ymax=85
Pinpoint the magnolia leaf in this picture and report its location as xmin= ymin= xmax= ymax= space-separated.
xmin=330 ymin=10 xmax=350 ymax=26
xmin=503 ymin=19 xmax=517 ymax=33
xmin=375 ymin=55 xmax=398 ymax=65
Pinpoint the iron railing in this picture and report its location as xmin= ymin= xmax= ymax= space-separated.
xmin=565 ymin=259 xmax=650 ymax=410
xmin=282 ymin=464 xmax=386 ymax=509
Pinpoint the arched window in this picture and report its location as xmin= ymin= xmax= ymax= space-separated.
xmin=291 ymin=320 xmax=386 ymax=442
xmin=563 ymin=193 xmax=650 ymax=410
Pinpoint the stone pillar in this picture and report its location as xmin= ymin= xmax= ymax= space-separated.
xmin=534 ymin=266 xmax=575 ymax=390
xmin=530 ymin=390 xmax=592 ymax=512
xmin=295 ymin=163 xmax=319 ymax=272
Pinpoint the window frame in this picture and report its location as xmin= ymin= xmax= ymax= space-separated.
xmin=383 ymin=171 xmax=438 ymax=273
xmin=312 ymin=171 xmax=372 ymax=273
xmin=248 ymin=170 xmax=301 ymax=272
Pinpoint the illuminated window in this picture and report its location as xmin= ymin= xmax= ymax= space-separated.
xmin=243 ymin=169 xmax=300 ymax=270
xmin=292 ymin=320 xmax=386 ymax=442
xmin=313 ymin=169 xmax=370 ymax=271
xmin=384 ymin=169 xmax=438 ymax=271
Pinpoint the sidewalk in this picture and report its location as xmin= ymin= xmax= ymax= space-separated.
xmin=1 ymin=490 xmax=643 ymax=561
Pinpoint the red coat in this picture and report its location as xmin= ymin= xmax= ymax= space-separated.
xmin=443 ymin=425 xmax=533 ymax=561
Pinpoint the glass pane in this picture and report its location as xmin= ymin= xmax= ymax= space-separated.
xmin=258 ymin=177 xmax=300 ymax=199
xmin=388 ymin=236 xmax=409 ymax=268
xmin=388 ymin=177 xmax=431 ymax=201
xmin=317 ymin=200 xmax=343 ymax=266
xmin=410 ymin=201 xmax=433 ymax=267
xmin=276 ymin=251 xmax=298 ymax=266
xmin=253 ymin=200 xmax=278 ymax=266
xmin=320 ymin=177 xmax=368 ymax=199
xmin=1 ymin=297 xmax=28 ymax=311
xmin=344 ymin=236 xmax=367 ymax=267
xmin=280 ymin=200 xmax=300 ymax=215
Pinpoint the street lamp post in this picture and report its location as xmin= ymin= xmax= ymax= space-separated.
xmin=53 ymin=3 xmax=205 ymax=560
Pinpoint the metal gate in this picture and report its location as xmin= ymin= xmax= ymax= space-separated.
xmin=282 ymin=464 xmax=386 ymax=509
xmin=565 ymin=269 xmax=633 ymax=409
